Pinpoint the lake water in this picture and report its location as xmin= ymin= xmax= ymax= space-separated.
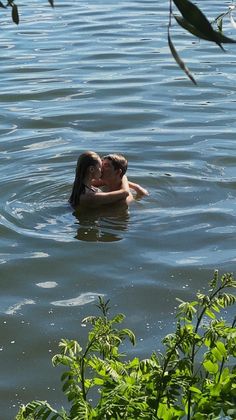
xmin=0 ymin=0 xmax=236 ymax=417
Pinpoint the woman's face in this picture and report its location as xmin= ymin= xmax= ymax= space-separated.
xmin=92 ymin=159 xmax=102 ymax=179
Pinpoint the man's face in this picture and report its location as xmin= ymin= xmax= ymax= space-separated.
xmin=101 ymin=159 xmax=120 ymax=181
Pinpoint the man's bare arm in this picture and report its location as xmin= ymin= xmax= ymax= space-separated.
xmin=128 ymin=181 xmax=149 ymax=196
xmin=79 ymin=189 xmax=129 ymax=208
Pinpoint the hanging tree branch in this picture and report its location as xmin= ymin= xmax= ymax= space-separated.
xmin=2 ymin=0 xmax=54 ymax=25
xmin=168 ymin=0 xmax=197 ymax=85
xmin=169 ymin=0 xmax=236 ymax=84
xmin=1 ymin=0 xmax=236 ymax=84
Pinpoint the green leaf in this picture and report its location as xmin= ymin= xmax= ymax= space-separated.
xmin=174 ymin=15 xmax=210 ymax=40
xmin=212 ymin=347 xmax=223 ymax=362
xmin=189 ymin=386 xmax=201 ymax=394
xmin=173 ymin=0 xmax=236 ymax=48
xmin=209 ymin=269 xmax=219 ymax=289
xmin=112 ymin=313 xmax=125 ymax=324
xmin=93 ymin=377 xmax=104 ymax=385
xmin=219 ymin=293 xmax=236 ymax=308
xmin=203 ymin=359 xmax=219 ymax=374
xmin=173 ymin=0 xmax=216 ymax=39
xmin=217 ymin=18 xmax=223 ymax=33
xmin=128 ymin=357 xmax=140 ymax=368
xmin=221 ymin=367 xmax=230 ymax=381
xmin=82 ymin=315 xmax=98 ymax=325
xmin=61 ymin=371 xmax=71 ymax=381
xmin=211 ymin=302 xmax=220 ymax=313
xmin=121 ymin=328 xmax=136 ymax=345
xmin=12 ymin=3 xmax=19 ymax=25
xmin=216 ymin=341 xmax=227 ymax=357
xmin=205 ymin=308 xmax=216 ymax=319
xmin=168 ymin=28 xmax=197 ymax=85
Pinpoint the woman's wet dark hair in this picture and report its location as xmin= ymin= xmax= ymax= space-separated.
xmin=69 ymin=151 xmax=100 ymax=208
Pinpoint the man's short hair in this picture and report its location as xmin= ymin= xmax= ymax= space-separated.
xmin=102 ymin=154 xmax=128 ymax=176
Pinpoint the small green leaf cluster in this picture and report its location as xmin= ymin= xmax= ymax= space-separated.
xmin=16 ymin=272 xmax=236 ymax=420
xmin=213 ymin=5 xmax=236 ymax=34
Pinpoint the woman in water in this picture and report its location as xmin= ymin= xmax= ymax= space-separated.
xmin=69 ymin=151 xmax=129 ymax=208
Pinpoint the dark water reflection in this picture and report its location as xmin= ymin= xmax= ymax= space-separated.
xmin=74 ymin=203 xmax=129 ymax=242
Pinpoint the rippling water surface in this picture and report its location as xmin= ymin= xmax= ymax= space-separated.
xmin=1 ymin=0 xmax=236 ymax=417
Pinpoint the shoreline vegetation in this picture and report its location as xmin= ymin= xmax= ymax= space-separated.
xmin=16 ymin=271 xmax=236 ymax=419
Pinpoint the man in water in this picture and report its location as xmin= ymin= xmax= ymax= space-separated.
xmin=94 ymin=154 xmax=148 ymax=202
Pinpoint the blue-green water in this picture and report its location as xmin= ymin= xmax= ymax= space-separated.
xmin=0 ymin=1 xmax=236 ymax=417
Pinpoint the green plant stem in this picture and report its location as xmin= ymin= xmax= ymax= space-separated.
xmin=80 ymin=337 xmax=99 ymax=401
xmin=217 ymin=315 xmax=236 ymax=384
xmin=217 ymin=356 xmax=225 ymax=385
xmin=154 ymin=335 xmax=183 ymax=417
xmin=186 ymin=281 xmax=228 ymax=420
xmin=80 ymin=323 xmax=110 ymax=400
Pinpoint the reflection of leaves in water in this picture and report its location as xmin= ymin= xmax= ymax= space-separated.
xmin=73 ymin=203 xmax=129 ymax=243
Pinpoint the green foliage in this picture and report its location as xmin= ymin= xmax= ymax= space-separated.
xmin=173 ymin=0 xmax=236 ymax=47
xmin=2 ymin=0 xmax=236 ymax=84
xmin=16 ymin=271 xmax=236 ymax=420
xmin=169 ymin=0 xmax=236 ymax=84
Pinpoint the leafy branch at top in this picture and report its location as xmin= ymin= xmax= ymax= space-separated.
xmin=169 ymin=0 xmax=236 ymax=84
xmin=1 ymin=0 xmax=236 ymax=85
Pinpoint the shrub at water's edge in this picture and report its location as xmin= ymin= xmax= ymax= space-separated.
xmin=16 ymin=271 xmax=236 ymax=419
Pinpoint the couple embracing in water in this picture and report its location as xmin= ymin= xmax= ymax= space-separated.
xmin=69 ymin=151 xmax=148 ymax=208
